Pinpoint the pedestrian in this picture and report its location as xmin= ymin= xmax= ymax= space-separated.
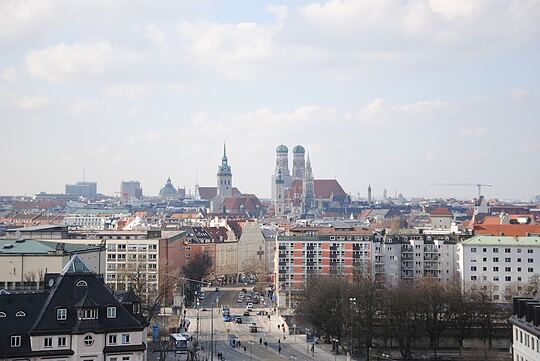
xmin=259 ymin=338 xmax=262 ymax=345
xmin=278 ymin=339 xmax=280 ymax=344
xmin=277 ymin=324 xmax=280 ymax=330
xmin=264 ymin=341 xmax=268 ymax=348
xmin=238 ymin=340 xmax=241 ymax=347
xmin=244 ymin=346 xmax=247 ymax=353
xmin=278 ymin=346 xmax=281 ymax=354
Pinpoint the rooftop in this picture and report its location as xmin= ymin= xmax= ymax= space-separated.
xmin=0 ymin=239 xmax=101 ymax=255
xmin=461 ymin=235 xmax=540 ymax=247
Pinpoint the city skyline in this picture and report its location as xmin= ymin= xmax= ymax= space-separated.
xmin=1 ymin=0 xmax=539 ymax=199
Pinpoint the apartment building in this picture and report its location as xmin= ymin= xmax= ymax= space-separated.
xmin=381 ymin=234 xmax=458 ymax=285
xmin=458 ymin=236 xmax=540 ymax=302
xmin=275 ymin=225 xmax=381 ymax=308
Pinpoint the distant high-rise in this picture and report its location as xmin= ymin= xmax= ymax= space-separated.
xmin=120 ymin=180 xmax=143 ymax=200
xmin=65 ymin=181 xmax=97 ymax=198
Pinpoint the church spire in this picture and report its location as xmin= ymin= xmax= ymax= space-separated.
xmin=222 ymin=142 xmax=228 ymax=165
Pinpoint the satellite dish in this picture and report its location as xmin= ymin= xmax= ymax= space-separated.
xmin=48 ymin=279 xmax=54 ymax=287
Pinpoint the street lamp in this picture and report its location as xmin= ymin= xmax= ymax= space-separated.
xmin=349 ymin=297 xmax=357 ymax=360
xmin=333 ymin=337 xmax=339 ymax=361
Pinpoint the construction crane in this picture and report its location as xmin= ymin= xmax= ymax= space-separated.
xmin=430 ymin=183 xmax=493 ymax=198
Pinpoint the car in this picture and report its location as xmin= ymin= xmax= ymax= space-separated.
xmin=241 ymin=288 xmax=247 ymax=293
xmin=243 ymin=310 xmax=250 ymax=316
xmin=235 ymin=316 xmax=242 ymax=324
xmin=237 ymin=299 xmax=243 ymax=303
xmin=249 ymin=323 xmax=258 ymax=333
xmin=256 ymin=310 xmax=268 ymax=316
xmin=247 ymin=302 xmax=253 ymax=308
xmin=215 ymin=287 xmax=220 ymax=292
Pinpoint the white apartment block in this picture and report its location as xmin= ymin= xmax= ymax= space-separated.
xmin=381 ymin=234 xmax=458 ymax=286
xmin=63 ymin=215 xmax=107 ymax=230
xmin=458 ymin=236 xmax=540 ymax=302
xmin=510 ymin=297 xmax=540 ymax=361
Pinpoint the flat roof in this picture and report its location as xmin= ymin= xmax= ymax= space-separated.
xmin=461 ymin=235 xmax=540 ymax=247
xmin=6 ymin=225 xmax=67 ymax=232
xmin=0 ymin=239 xmax=101 ymax=255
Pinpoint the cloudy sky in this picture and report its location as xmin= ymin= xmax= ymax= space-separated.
xmin=1 ymin=0 xmax=539 ymax=200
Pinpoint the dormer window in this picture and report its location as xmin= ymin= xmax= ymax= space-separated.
xmin=132 ymin=303 xmax=141 ymax=314
xmin=76 ymin=280 xmax=88 ymax=287
xmin=15 ymin=311 xmax=26 ymax=317
xmin=0 ymin=312 xmax=6 ymax=318
xmin=11 ymin=335 xmax=21 ymax=347
xmin=79 ymin=309 xmax=98 ymax=320
xmin=107 ymin=306 xmax=116 ymax=318
xmin=57 ymin=308 xmax=67 ymax=320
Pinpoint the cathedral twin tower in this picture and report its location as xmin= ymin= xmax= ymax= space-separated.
xmin=272 ymin=144 xmax=314 ymax=217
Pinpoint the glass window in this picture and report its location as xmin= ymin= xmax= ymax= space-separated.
xmin=58 ymin=336 xmax=67 ymax=347
xmin=107 ymin=307 xmax=116 ymax=319
xmin=11 ymin=335 xmax=21 ymax=347
xmin=84 ymin=334 xmax=94 ymax=346
xmin=121 ymin=334 xmax=130 ymax=344
xmin=57 ymin=308 xmax=67 ymax=320
xmin=44 ymin=337 xmax=53 ymax=348
xmin=493 ymin=248 xmax=499 ymax=253
xmin=108 ymin=334 xmax=117 ymax=344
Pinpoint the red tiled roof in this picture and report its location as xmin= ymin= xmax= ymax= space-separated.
xmin=474 ymin=224 xmax=540 ymax=237
xmin=222 ymin=195 xmax=261 ymax=212
xmin=198 ymin=187 xmax=242 ymax=200
xmin=429 ymin=208 xmax=452 ymax=216
xmin=288 ymin=179 xmax=347 ymax=199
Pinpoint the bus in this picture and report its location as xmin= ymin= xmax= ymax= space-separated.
xmin=222 ymin=305 xmax=231 ymax=322
xmin=170 ymin=333 xmax=189 ymax=353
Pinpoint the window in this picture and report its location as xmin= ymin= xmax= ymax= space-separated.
xmin=122 ymin=357 xmax=131 ymax=361
xmin=493 ymin=248 xmax=499 ymax=253
xmin=0 ymin=312 xmax=6 ymax=317
xmin=528 ymin=258 xmax=534 ymax=263
xmin=505 ymin=276 xmax=512 ymax=282
xmin=107 ymin=307 xmax=116 ymax=319
xmin=505 ymin=248 xmax=511 ymax=253
xmin=133 ymin=303 xmax=140 ymax=314
xmin=80 ymin=309 xmax=98 ymax=320
xmin=44 ymin=337 xmax=53 ymax=348
xmin=76 ymin=280 xmax=88 ymax=287
xmin=493 ymin=266 xmax=499 ymax=272
xmin=505 ymin=267 xmax=511 ymax=272
xmin=483 ymin=248 xmax=487 ymax=252
xmin=471 ymin=248 xmax=477 ymax=253
xmin=471 ymin=276 xmax=477 ymax=281
xmin=57 ymin=308 xmax=67 ymax=320
xmin=470 ymin=266 xmax=477 ymax=272
xmin=505 ymin=257 xmax=511 ymax=263
xmin=483 ymin=257 xmax=487 ymax=262
xmin=83 ymin=334 xmax=94 ymax=346
xmin=108 ymin=334 xmax=117 ymax=344
xmin=493 ymin=257 xmax=499 ymax=262
xmin=121 ymin=334 xmax=130 ymax=344
xmin=493 ymin=276 xmax=499 ymax=281
xmin=15 ymin=311 xmax=26 ymax=317
xmin=529 ymin=267 xmax=534 ymax=272
xmin=11 ymin=335 xmax=21 ymax=347
xmin=528 ymin=249 xmax=534 ymax=254
xmin=58 ymin=336 xmax=67 ymax=347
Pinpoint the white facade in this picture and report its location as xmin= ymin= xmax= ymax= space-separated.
xmin=64 ymin=215 xmax=107 ymax=230
xmin=512 ymin=325 xmax=540 ymax=361
xmin=458 ymin=236 xmax=540 ymax=302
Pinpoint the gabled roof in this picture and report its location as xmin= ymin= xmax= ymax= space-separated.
xmin=61 ymin=255 xmax=93 ymax=274
xmin=198 ymin=187 xmax=242 ymax=200
xmin=289 ymin=179 xmax=347 ymax=199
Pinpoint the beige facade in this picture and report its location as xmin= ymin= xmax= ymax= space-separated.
xmin=0 ymin=248 xmax=104 ymax=290
xmin=237 ymin=221 xmax=267 ymax=275
xmin=215 ymin=240 xmax=238 ymax=279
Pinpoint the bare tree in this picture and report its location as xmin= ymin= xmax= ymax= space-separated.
xmin=181 ymin=251 xmax=213 ymax=306
xmin=527 ymin=273 xmax=540 ymax=296
xmin=447 ymin=281 xmax=476 ymax=360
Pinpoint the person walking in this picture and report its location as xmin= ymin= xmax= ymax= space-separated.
xmin=243 ymin=346 xmax=247 ymax=353
xmin=259 ymin=338 xmax=262 ymax=345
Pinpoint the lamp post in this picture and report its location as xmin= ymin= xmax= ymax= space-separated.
xmin=333 ymin=337 xmax=339 ymax=361
xmin=349 ymin=297 xmax=357 ymax=360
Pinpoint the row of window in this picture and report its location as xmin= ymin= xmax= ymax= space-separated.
xmin=56 ymin=306 xmax=116 ymax=321
xmin=472 ymin=257 xmax=534 ymax=263
xmin=471 ymin=266 xmax=535 ymax=273
xmin=514 ymin=327 xmax=540 ymax=354
xmin=470 ymin=247 xmax=534 ymax=254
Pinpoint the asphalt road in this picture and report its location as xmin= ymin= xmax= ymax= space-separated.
xmin=186 ymin=286 xmax=312 ymax=361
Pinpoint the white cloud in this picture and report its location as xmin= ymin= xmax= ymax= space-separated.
xmin=0 ymin=0 xmax=53 ymax=42
xmin=103 ymin=83 xmax=151 ymax=98
xmin=510 ymin=87 xmax=529 ymax=101
xmin=0 ymin=67 xmax=18 ymax=82
xmin=350 ymin=98 xmax=450 ymax=124
xmin=145 ymin=25 xmax=166 ymax=46
xmin=13 ymin=95 xmax=49 ymax=110
xmin=26 ymin=41 xmax=112 ymax=82
xmin=179 ymin=20 xmax=277 ymax=78
xmin=459 ymin=127 xmax=487 ymax=138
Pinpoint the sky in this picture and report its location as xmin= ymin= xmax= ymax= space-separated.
xmin=1 ymin=0 xmax=540 ymax=200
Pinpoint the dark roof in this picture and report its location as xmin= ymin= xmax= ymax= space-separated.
xmin=0 ymin=256 xmax=147 ymax=359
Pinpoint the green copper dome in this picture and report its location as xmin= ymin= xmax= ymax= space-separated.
xmin=276 ymin=144 xmax=288 ymax=153
xmin=293 ymin=145 xmax=305 ymax=154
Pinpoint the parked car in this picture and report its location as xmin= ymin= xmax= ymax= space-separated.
xmin=249 ymin=323 xmax=258 ymax=333
xmin=243 ymin=310 xmax=251 ymax=316
xmin=235 ymin=316 xmax=242 ymax=324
